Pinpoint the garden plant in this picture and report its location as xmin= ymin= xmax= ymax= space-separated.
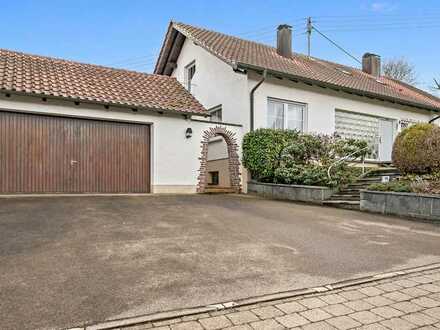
xmin=243 ymin=128 xmax=369 ymax=188
xmin=369 ymin=123 xmax=440 ymax=195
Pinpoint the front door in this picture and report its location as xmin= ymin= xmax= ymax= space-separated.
xmin=378 ymin=119 xmax=395 ymax=162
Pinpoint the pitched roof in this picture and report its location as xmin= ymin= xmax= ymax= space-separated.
xmin=0 ymin=48 xmax=207 ymax=115
xmin=155 ymin=22 xmax=440 ymax=112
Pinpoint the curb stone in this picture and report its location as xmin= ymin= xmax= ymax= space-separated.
xmin=67 ymin=262 xmax=440 ymax=330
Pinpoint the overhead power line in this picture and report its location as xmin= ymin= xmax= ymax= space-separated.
xmin=310 ymin=23 xmax=362 ymax=64
xmin=310 ymin=11 xmax=440 ymax=21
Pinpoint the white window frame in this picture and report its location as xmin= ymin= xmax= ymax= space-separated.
xmin=267 ymin=98 xmax=308 ymax=132
xmin=208 ymin=104 xmax=222 ymax=122
xmin=184 ymin=60 xmax=196 ymax=92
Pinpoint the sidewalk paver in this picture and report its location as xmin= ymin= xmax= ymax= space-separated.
xmin=251 ymin=306 xmax=284 ymax=319
xmin=226 ymin=311 xmax=259 ymax=325
xmin=276 ymin=313 xmax=310 ymax=327
xmin=120 ymin=267 xmax=440 ymax=330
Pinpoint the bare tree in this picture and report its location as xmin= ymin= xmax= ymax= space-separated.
xmin=382 ymin=57 xmax=417 ymax=85
xmin=434 ymin=78 xmax=440 ymax=90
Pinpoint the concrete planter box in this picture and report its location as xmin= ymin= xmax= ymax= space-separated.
xmin=360 ymin=190 xmax=440 ymax=222
xmin=248 ymin=181 xmax=336 ymax=204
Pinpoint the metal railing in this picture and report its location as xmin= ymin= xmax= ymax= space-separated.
xmin=327 ymin=146 xmax=370 ymax=180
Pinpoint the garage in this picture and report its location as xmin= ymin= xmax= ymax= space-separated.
xmin=0 ymin=111 xmax=151 ymax=193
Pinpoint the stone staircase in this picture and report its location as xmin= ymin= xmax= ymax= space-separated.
xmin=323 ymin=167 xmax=400 ymax=210
xmin=204 ymin=186 xmax=236 ymax=194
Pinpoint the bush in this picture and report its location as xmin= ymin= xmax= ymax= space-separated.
xmin=242 ymin=129 xmax=299 ymax=182
xmin=368 ymin=172 xmax=440 ymax=195
xmin=368 ymin=181 xmax=412 ymax=193
xmin=243 ymin=129 xmax=369 ymax=187
xmin=392 ymin=123 xmax=440 ymax=174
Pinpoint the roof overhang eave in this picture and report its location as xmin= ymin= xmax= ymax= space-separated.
xmin=237 ymin=62 xmax=440 ymax=113
xmin=0 ymin=89 xmax=209 ymax=118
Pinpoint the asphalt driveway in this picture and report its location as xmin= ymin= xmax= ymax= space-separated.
xmin=1 ymin=194 xmax=439 ymax=330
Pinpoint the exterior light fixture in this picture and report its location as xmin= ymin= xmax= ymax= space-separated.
xmin=185 ymin=127 xmax=193 ymax=139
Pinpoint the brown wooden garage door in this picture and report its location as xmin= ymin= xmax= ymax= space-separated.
xmin=0 ymin=111 xmax=150 ymax=193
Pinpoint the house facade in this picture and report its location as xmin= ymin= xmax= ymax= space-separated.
xmin=2 ymin=22 xmax=440 ymax=195
xmin=155 ymin=22 xmax=440 ymax=187
xmin=0 ymin=49 xmax=243 ymax=194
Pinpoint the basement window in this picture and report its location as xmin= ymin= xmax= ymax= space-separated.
xmin=185 ymin=61 xmax=196 ymax=93
xmin=209 ymin=171 xmax=219 ymax=185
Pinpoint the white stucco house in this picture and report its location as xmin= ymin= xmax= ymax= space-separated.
xmin=0 ymin=49 xmax=243 ymax=194
xmin=154 ymin=22 xmax=440 ymax=188
xmin=2 ymin=21 xmax=440 ymax=196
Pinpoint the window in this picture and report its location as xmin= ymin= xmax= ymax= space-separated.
xmin=267 ymin=99 xmax=306 ymax=131
xmin=209 ymin=171 xmax=219 ymax=185
xmin=185 ymin=61 xmax=196 ymax=92
xmin=209 ymin=105 xmax=222 ymax=122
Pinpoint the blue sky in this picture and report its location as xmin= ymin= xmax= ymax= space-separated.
xmin=2 ymin=0 xmax=439 ymax=93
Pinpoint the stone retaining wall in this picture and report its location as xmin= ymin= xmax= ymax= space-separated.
xmin=360 ymin=190 xmax=440 ymax=222
xmin=248 ymin=181 xmax=335 ymax=204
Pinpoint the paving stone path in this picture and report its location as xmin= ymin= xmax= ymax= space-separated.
xmin=120 ymin=268 xmax=440 ymax=330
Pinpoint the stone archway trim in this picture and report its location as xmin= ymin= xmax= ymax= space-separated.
xmin=197 ymin=126 xmax=241 ymax=193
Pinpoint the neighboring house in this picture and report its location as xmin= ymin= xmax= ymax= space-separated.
xmin=155 ymin=22 xmax=440 ymax=185
xmin=0 ymin=49 xmax=243 ymax=194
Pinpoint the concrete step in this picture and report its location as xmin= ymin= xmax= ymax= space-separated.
xmin=358 ymin=177 xmax=385 ymax=182
xmin=366 ymin=168 xmax=400 ymax=176
xmin=346 ymin=184 xmax=373 ymax=189
xmin=339 ymin=188 xmax=359 ymax=194
xmin=323 ymin=200 xmax=360 ymax=210
xmin=364 ymin=173 xmax=400 ymax=180
xmin=335 ymin=192 xmax=360 ymax=197
xmin=204 ymin=187 xmax=236 ymax=194
xmin=328 ymin=195 xmax=360 ymax=201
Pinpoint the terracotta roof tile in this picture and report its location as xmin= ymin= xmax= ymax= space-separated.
xmin=0 ymin=48 xmax=207 ymax=115
xmin=165 ymin=22 xmax=440 ymax=112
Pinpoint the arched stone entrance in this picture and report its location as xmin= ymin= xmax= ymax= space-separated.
xmin=197 ymin=126 xmax=241 ymax=193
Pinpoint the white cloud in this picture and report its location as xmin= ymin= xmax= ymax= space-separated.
xmin=369 ymin=2 xmax=397 ymax=12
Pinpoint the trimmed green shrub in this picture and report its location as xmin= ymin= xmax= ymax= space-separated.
xmin=242 ymin=129 xmax=299 ymax=182
xmin=243 ymin=129 xmax=369 ymax=187
xmin=392 ymin=123 xmax=440 ymax=174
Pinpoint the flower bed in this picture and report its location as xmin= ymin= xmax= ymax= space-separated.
xmin=361 ymin=123 xmax=440 ymax=221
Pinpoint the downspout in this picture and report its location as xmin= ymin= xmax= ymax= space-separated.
xmin=249 ymin=69 xmax=267 ymax=131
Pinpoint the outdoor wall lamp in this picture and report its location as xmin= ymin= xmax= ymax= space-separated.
xmin=185 ymin=127 xmax=193 ymax=139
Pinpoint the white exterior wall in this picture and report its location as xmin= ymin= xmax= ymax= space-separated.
xmin=0 ymin=94 xmax=243 ymax=193
xmin=171 ymin=42 xmax=435 ymax=140
xmin=171 ymin=39 xmax=249 ymax=129
xmin=249 ymin=72 xmax=433 ymax=135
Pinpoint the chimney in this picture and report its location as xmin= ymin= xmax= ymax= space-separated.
xmin=362 ymin=53 xmax=381 ymax=77
xmin=277 ymin=24 xmax=292 ymax=58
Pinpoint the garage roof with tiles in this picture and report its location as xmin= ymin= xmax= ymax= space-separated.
xmin=0 ymin=48 xmax=207 ymax=115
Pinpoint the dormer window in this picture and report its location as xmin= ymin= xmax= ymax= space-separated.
xmin=209 ymin=105 xmax=222 ymax=122
xmin=185 ymin=61 xmax=196 ymax=92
